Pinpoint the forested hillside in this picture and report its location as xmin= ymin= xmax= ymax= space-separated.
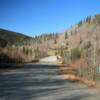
xmin=58 ymin=14 xmax=100 ymax=81
xmin=0 ymin=28 xmax=32 ymax=46
xmin=0 ymin=28 xmax=59 ymax=64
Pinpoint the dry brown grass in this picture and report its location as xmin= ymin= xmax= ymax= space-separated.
xmin=0 ymin=48 xmax=33 ymax=63
xmin=58 ymin=63 xmax=100 ymax=90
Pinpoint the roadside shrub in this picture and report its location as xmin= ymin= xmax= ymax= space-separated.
xmin=71 ymin=47 xmax=81 ymax=61
xmin=84 ymin=41 xmax=91 ymax=49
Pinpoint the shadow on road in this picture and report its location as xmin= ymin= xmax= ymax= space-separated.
xmin=0 ymin=63 xmax=100 ymax=100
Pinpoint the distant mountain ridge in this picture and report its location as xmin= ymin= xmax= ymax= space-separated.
xmin=0 ymin=28 xmax=32 ymax=46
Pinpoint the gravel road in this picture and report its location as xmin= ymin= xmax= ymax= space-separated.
xmin=0 ymin=57 xmax=100 ymax=100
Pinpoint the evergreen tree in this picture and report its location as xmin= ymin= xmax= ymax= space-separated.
xmin=65 ymin=32 xmax=68 ymax=39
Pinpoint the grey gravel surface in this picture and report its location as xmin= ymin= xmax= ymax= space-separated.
xmin=0 ymin=63 xmax=100 ymax=100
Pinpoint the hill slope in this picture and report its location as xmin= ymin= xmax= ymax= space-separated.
xmin=0 ymin=28 xmax=32 ymax=46
xmin=56 ymin=14 xmax=100 ymax=51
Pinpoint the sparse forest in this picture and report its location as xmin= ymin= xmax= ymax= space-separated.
xmin=60 ymin=14 xmax=100 ymax=81
xmin=0 ymin=29 xmax=59 ymax=64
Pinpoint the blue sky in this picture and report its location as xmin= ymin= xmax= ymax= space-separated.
xmin=0 ymin=0 xmax=100 ymax=36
